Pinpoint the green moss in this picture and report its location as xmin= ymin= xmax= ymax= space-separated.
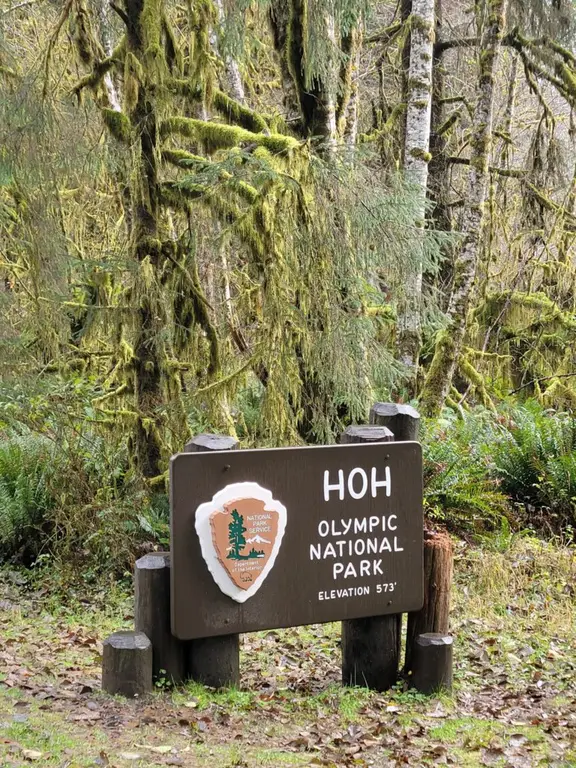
xmin=410 ymin=148 xmax=432 ymax=162
xmin=161 ymin=149 xmax=208 ymax=168
xmin=421 ymin=330 xmax=456 ymax=417
xmin=212 ymin=90 xmax=269 ymax=133
xmin=438 ymin=111 xmax=461 ymax=136
xmin=160 ymin=117 xmax=299 ymax=154
xmin=101 ymin=109 xmax=132 ymax=143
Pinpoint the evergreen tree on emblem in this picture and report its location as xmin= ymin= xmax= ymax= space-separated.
xmin=227 ymin=509 xmax=246 ymax=560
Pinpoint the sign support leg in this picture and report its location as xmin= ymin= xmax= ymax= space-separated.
xmin=340 ymin=404 xmax=421 ymax=692
xmin=339 ymin=423 xmax=399 ymax=691
xmin=183 ymin=434 xmax=241 ymax=688
xmin=135 ymin=552 xmax=186 ymax=685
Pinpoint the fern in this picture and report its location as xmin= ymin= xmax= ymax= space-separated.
xmin=422 ymin=409 xmax=508 ymax=531
xmin=0 ymin=434 xmax=56 ymax=561
xmin=493 ymin=400 xmax=576 ymax=526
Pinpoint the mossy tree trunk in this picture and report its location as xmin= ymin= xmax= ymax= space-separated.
xmin=427 ymin=0 xmax=452 ymax=248
xmin=397 ymin=0 xmax=435 ymax=390
xmin=421 ymin=0 xmax=508 ymax=417
xmin=122 ymin=0 xmax=171 ymax=479
xmin=287 ymin=0 xmax=337 ymax=153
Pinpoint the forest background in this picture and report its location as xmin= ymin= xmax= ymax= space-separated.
xmin=2 ymin=0 xmax=576 ymax=582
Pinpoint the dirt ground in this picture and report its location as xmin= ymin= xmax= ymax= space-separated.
xmin=1 ymin=537 xmax=575 ymax=767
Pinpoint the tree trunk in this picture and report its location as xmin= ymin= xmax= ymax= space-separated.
xmin=286 ymin=0 xmax=337 ymax=153
xmin=124 ymin=0 xmax=171 ymax=479
xmin=396 ymin=0 xmax=435 ymax=389
xmin=212 ymin=0 xmax=245 ymax=102
xmin=421 ymin=0 xmax=508 ymax=417
xmin=338 ymin=25 xmax=362 ymax=152
xmin=93 ymin=0 xmax=121 ymax=111
xmin=427 ymin=0 xmax=452 ymax=244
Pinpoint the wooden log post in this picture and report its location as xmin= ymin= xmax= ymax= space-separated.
xmin=340 ymin=424 xmax=400 ymax=691
xmin=369 ymin=402 xmax=420 ymax=442
xmin=102 ymin=630 xmax=152 ymax=697
xmin=411 ymin=633 xmax=453 ymax=694
xmin=183 ymin=434 xmax=241 ymax=688
xmin=135 ymin=552 xmax=185 ymax=685
xmin=340 ymin=403 xmax=418 ymax=690
xmin=405 ymin=531 xmax=453 ymax=673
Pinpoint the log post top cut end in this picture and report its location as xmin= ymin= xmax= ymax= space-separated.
xmin=340 ymin=425 xmax=395 ymax=444
xmin=369 ymin=403 xmax=421 ymax=422
xmin=135 ymin=552 xmax=171 ymax=570
xmin=104 ymin=631 xmax=152 ymax=651
xmin=184 ymin=434 xmax=239 ymax=453
xmin=416 ymin=633 xmax=453 ymax=647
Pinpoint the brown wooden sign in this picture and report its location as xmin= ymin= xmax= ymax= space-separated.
xmin=170 ymin=442 xmax=423 ymax=640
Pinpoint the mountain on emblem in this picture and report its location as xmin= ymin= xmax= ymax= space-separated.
xmin=195 ymin=482 xmax=287 ymax=603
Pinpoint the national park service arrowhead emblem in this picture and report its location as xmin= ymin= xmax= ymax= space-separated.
xmin=195 ymin=482 xmax=287 ymax=603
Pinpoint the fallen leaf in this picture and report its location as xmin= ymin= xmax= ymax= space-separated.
xmin=136 ymin=744 xmax=173 ymax=754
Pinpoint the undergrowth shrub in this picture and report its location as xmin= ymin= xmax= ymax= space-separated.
xmin=0 ymin=434 xmax=56 ymax=562
xmin=422 ymin=408 xmax=508 ymax=531
xmin=491 ymin=401 xmax=576 ymax=531
xmin=0 ymin=377 xmax=168 ymax=577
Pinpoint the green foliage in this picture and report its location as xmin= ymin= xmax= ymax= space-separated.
xmin=0 ymin=434 xmax=55 ymax=562
xmin=491 ymin=400 xmax=576 ymax=529
xmin=0 ymin=377 xmax=168 ymax=575
xmin=422 ymin=401 xmax=576 ymax=536
xmin=422 ymin=409 xmax=507 ymax=531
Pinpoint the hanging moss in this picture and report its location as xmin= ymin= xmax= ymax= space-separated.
xmin=476 ymin=291 xmax=576 ymax=332
xmin=102 ymin=109 xmax=132 ymax=143
xmin=162 ymin=13 xmax=183 ymax=73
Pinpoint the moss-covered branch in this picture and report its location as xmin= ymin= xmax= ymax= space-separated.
xmin=160 ymin=117 xmax=299 ymax=154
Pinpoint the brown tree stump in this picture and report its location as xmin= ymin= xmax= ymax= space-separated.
xmin=182 ymin=433 xmax=241 ymax=688
xmin=405 ymin=531 xmax=453 ymax=673
xmin=135 ymin=552 xmax=185 ymax=685
xmin=102 ymin=631 xmax=152 ymax=698
xmin=411 ymin=633 xmax=453 ymax=694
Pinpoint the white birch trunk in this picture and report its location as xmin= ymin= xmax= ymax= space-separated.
xmin=93 ymin=0 xmax=121 ymax=111
xmin=422 ymin=0 xmax=508 ymax=415
xmin=322 ymin=12 xmax=338 ymax=155
xmin=396 ymin=0 xmax=435 ymax=382
xmin=212 ymin=0 xmax=245 ymax=103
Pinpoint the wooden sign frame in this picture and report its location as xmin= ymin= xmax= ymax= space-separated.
xmin=170 ymin=441 xmax=423 ymax=640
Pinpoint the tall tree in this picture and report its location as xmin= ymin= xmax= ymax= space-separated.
xmin=422 ymin=0 xmax=509 ymax=416
xmin=396 ymin=0 xmax=435 ymax=387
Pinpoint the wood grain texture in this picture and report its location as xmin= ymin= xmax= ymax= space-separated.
xmin=135 ymin=552 xmax=186 ymax=684
xmin=340 ymin=406 xmax=420 ymax=693
xmin=102 ymin=631 xmax=152 ymax=697
xmin=405 ymin=530 xmax=453 ymax=673
xmin=170 ymin=442 xmax=423 ymax=639
xmin=182 ymin=433 xmax=240 ymax=687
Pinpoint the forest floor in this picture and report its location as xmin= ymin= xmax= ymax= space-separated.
xmin=1 ymin=536 xmax=575 ymax=768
